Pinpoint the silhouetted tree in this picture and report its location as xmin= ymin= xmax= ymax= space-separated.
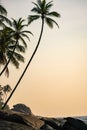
xmin=0 ymin=84 xmax=11 ymax=109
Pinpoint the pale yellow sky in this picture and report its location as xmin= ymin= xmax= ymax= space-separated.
xmin=1 ymin=0 xmax=87 ymax=117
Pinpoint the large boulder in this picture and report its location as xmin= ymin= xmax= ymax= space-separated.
xmin=11 ymin=103 xmax=32 ymax=115
xmin=40 ymin=117 xmax=62 ymax=130
xmin=62 ymin=117 xmax=87 ymax=130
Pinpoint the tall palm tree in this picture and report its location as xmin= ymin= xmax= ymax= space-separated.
xmin=0 ymin=18 xmax=33 ymax=76
xmin=2 ymin=0 xmax=60 ymax=109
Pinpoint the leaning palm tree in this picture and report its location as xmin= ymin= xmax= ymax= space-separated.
xmin=0 ymin=18 xmax=33 ymax=76
xmin=2 ymin=0 xmax=60 ymax=109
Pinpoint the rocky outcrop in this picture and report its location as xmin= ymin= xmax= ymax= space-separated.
xmin=11 ymin=103 xmax=32 ymax=115
xmin=0 ymin=105 xmax=87 ymax=130
xmin=0 ymin=120 xmax=35 ymax=130
xmin=0 ymin=110 xmax=44 ymax=130
xmin=40 ymin=117 xmax=63 ymax=129
xmin=40 ymin=117 xmax=87 ymax=130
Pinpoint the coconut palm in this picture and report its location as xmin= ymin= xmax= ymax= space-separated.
xmin=0 ymin=18 xmax=33 ymax=76
xmin=2 ymin=0 xmax=60 ymax=109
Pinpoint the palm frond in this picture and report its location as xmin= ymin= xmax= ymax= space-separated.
xmin=10 ymin=56 xmax=19 ymax=68
xmin=47 ymin=11 xmax=61 ymax=18
xmin=40 ymin=0 xmax=45 ymax=11
xmin=21 ymin=30 xmax=33 ymax=36
xmin=45 ymin=17 xmax=59 ymax=28
xmin=12 ymin=51 xmax=24 ymax=63
xmin=45 ymin=17 xmax=53 ymax=28
xmin=8 ymin=44 xmax=25 ymax=53
xmin=0 ymin=15 xmax=12 ymax=26
xmin=0 ymin=5 xmax=7 ymax=15
xmin=37 ymin=0 xmax=42 ymax=7
xmin=12 ymin=18 xmax=18 ymax=30
xmin=18 ymin=18 xmax=25 ymax=25
xmin=46 ymin=0 xmax=53 ymax=10
xmin=5 ymin=67 xmax=9 ymax=77
xmin=18 ymin=24 xmax=27 ymax=30
xmin=21 ymin=33 xmax=30 ymax=42
xmin=31 ymin=7 xmax=41 ymax=14
xmin=0 ymin=21 xmax=6 ymax=27
xmin=28 ymin=15 xmax=40 ymax=25
xmin=0 ymin=52 xmax=7 ymax=64
xmin=32 ymin=2 xmax=39 ymax=8
xmin=7 ymin=51 xmax=19 ymax=68
xmin=19 ymin=36 xmax=27 ymax=47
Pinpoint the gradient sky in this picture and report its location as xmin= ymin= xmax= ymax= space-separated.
xmin=0 ymin=0 xmax=87 ymax=117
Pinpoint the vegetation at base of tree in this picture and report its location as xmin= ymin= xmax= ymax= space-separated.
xmin=0 ymin=84 xmax=11 ymax=109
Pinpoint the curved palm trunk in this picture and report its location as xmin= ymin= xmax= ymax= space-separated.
xmin=0 ymin=39 xmax=18 ymax=76
xmin=2 ymin=18 xmax=44 ymax=109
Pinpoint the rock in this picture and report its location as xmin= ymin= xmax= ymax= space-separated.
xmin=40 ymin=117 xmax=61 ymax=130
xmin=0 ymin=110 xmax=44 ymax=130
xmin=0 ymin=120 xmax=35 ymax=130
xmin=41 ymin=124 xmax=55 ymax=130
xmin=62 ymin=117 xmax=87 ymax=130
xmin=0 ymin=104 xmax=87 ymax=130
xmin=11 ymin=103 xmax=32 ymax=115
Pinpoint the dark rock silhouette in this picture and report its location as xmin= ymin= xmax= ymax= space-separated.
xmin=0 ymin=104 xmax=87 ymax=130
xmin=40 ymin=117 xmax=61 ymax=130
xmin=11 ymin=103 xmax=32 ymax=115
xmin=62 ymin=117 xmax=87 ymax=130
xmin=0 ymin=110 xmax=44 ymax=129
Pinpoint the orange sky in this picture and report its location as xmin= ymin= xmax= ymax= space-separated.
xmin=1 ymin=0 xmax=87 ymax=117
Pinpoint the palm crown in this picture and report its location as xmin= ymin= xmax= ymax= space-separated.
xmin=28 ymin=0 xmax=60 ymax=28
xmin=0 ymin=18 xmax=33 ymax=77
xmin=11 ymin=18 xmax=32 ymax=47
xmin=0 ymin=27 xmax=25 ymax=76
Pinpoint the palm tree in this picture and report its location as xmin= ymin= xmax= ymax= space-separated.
xmin=2 ymin=0 xmax=60 ymax=109
xmin=0 ymin=18 xmax=33 ymax=76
